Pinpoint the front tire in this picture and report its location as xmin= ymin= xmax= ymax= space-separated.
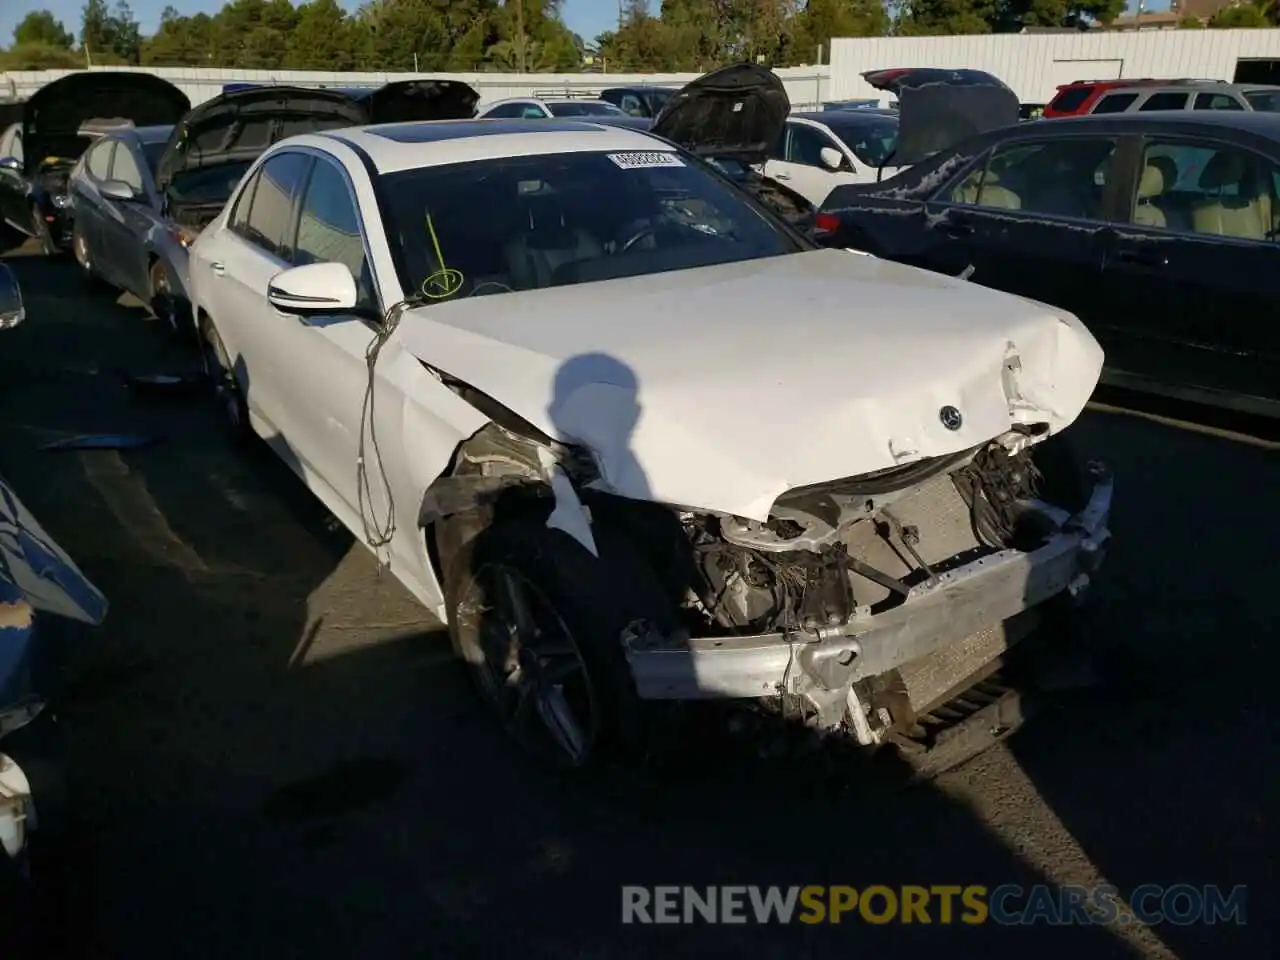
xmin=438 ymin=506 xmax=675 ymax=770
xmin=199 ymin=319 xmax=252 ymax=446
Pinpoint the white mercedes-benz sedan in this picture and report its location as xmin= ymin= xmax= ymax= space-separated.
xmin=187 ymin=117 xmax=1113 ymax=772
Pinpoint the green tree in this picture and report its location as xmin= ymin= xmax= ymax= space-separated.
xmin=13 ymin=10 xmax=76 ymax=48
xmin=80 ymin=0 xmax=142 ymax=63
xmin=1177 ymin=14 xmax=1205 ymax=26
xmin=793 ymin=0 xmax=888 ymax=62
xmin=287 ymin=0 xmax=359 ymax=69
xmin=142 ymin=7 xmax=216 ymax=66
xmin=0 ymin=43 xmax=83 ymax=69
xmin=1209 ymin=3 xmax=1269 ymax=26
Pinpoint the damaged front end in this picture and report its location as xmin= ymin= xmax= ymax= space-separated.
xmin=426 ymin=404 xmax=1111 ymax=772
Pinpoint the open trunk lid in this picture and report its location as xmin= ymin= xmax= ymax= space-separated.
xmin=356 ymin=79 xmax=479 ymax=123
xmin=651 ymin=62 xmax=789 ymax=165
xmin=862 ymin=68 xmax=1018 ymax=168
xmin=22 ymin=71 xmax=190 ymax=175
xmin=154 ymin=85 xmax=367 ymax=197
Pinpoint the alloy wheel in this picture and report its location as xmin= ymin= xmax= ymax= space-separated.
xmin=457 ymin=561 xmax=599 ymax=768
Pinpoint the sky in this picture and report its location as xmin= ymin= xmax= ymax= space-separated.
xmin=0 ymin=0 xmax=1172 ymax=56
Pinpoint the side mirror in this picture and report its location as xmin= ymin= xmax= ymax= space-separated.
xmin=0 ymin=156 xmax=21 ymax=173
xmin=819 ymin=147 xmax=844 ymax=172
xmin=267 ymin=262 xmax=358 ymax=315
xmin=0 ymin=264 xmax=25 ymax=329
xmin=100 ymin=179 xmax=141 ymax=202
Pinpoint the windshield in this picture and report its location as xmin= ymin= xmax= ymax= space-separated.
xmin=380 ymin=150 xmax=800 ymax=303
xmin=826 ymin=117 xmax=899 ymax=167
xmin=548 ymin=101 xmax=626 ymax=117
xmin=167 ymin=160 xmax=253 ymax=205
xmin=1244 ymin=90 xmax=1280 ymax=112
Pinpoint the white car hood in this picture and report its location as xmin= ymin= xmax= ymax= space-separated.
xmin=399 ymin=248 xmax=1103 ymax=522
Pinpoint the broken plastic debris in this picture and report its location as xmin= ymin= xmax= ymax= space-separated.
xmin=39 ymin=433 xmax=160 ymax=451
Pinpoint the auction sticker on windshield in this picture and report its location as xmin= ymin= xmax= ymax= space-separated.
xmin=607 ymin=152 xmax=685 ymax=169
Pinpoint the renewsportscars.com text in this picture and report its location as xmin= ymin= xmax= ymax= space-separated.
xmin=621 ymin=884 xmax=1248 ymax=926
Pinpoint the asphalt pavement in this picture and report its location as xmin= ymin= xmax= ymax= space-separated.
xmin=0 ymin=245 xmax=1273 ymax=959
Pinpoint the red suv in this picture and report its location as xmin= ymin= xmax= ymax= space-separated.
xmin=1043 ymin=78 xmax=1207 ymax=118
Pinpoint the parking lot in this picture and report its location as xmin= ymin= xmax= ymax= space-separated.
xmin=0 ymin=243 xmax=1274 ymax=959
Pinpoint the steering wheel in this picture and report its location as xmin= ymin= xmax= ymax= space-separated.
xmin=618 ymin=222 xmax=657 ymax=253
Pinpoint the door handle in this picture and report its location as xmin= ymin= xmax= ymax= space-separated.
xmin=209 ymin=261 xmax=225 ymax=276
xmin=943 ymin=220 xmax=974 ymax=238
xmin=1116 ymin=248 xmax=1168 ymax=268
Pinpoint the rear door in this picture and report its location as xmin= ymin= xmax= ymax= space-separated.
xmin=1097 ymin=132 xmax=1280 ymax=414
xmin=913 ymin=132 xmax=1122 ymax=323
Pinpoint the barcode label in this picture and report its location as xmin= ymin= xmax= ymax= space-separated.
xmin=607 ymin=151 xmax=685 ymax=170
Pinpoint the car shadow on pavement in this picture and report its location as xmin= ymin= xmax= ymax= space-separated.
xmin=0 ymin=251 xmax=1209 ymax=959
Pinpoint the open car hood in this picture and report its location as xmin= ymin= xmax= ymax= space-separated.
xmin=357 ymin=79 xmax=479 ymax=123
xmin=862 ymin=68 xmax=1018 ymax=168
xmin=155 ymin=86 xmax=367 ymax=193
xmin=23 ymin=71 xmax=190 ymax=174
xmin=397 ymin=249 xmax=1103 ymax=523
xmin=651 ymin=63 xmax=789 ymax=165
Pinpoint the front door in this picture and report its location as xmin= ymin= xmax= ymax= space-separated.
xmin=765 ymin=122 xmax=862 ymax=207
xmin=913 ymin=134 xmax=1122 ymax=326
xmin=1097 ymin=134 xmax=1280 ymax=414
xmin=97 ymin=142 xmax=155 ymax=296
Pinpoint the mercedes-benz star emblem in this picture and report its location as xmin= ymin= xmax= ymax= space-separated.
xmin=939 ymin=405 xmax=963 ymax=431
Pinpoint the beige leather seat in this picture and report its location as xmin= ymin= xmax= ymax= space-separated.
xmin=505 ymin=199 xmax=603 ymax=290
xmin=1191 ymin=151 xmax=1269 ymax=240
xmin=1132 ymin=163 xmax=1167 ymax=228
xmin=953 ymin=170 xmax=1021 ymax=209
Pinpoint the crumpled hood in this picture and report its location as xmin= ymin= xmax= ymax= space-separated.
xmin=398 ymin=249 xmax=1103 ymax=521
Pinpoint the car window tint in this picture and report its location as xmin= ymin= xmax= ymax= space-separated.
xmin=1244 ymin=90 xmax=1280 ymax=112
xmin=785 ymin=124 xmax=836 ymax=167
xmin=1194 ymin=93 xmax=1244 ymax=111
xmin=521 ymin=105 xmax=547 ymax=118
xmin=1092 ymin=93 xmax=1138 ymax=114
xmin=86 ymin=141 xmax=114 ymax=180
xmin=1048 ymin=87 xmax=1091 ymax=113
xmin=243 ymin=152 xmax=311 ymax=258
xmin=111 ymin=145 xmax=144 ymax=192
xmin=1137 ymin=139 xmax=1280 ymax=242
xmin=768 ymin=128 xmax=787 ymax=160
xmin=294 ymin=160 xmax=375 ymax=310
xmin=8 ymin=131 xmax=22 ymax=165
xmin=620 ymin=94 xmax=644 ymax=116
xmin=1139 ymin=92 xmax=1189 ymax=111
xmin=949 ymin=137 xmax=1117 ymax=219
xmin=484 ymin=102 xmax=525 ymax=118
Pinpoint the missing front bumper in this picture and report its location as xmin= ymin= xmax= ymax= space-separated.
xmin=624 ymin=465 xmax=1113 ymax=703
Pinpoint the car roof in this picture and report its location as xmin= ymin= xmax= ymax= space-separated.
xmin=1101 ymin=82 xmax=1279 ymax=96
xmin=319 ymin=119 xmax=669 ymax=174
xmin=1034 ymin=110 xmax=1280 ymax=138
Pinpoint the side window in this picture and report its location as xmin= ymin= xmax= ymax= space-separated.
xmin=620 ymin=94 xmax=644 ymax=116
xmin=228 ymin=169 xmax=261 ymax=237
xmin=111 ymin=144 xmax=144 ymax=193
xmin=785 ymin=124 xmax=837 ymax=167
xmin=1139 ymin=92 xmax=1190 ymax=112
xmin=483 ymin=102 xmax=524 ymax=119
xmin=86 ymin=141 xmax=114 ymax=180
xmin=768 ymin=127 xmax=787 ymax=160
xmin=1135 ymin=138 xmax=1279 ymax=242
xmin=294 ymin=159 xmax=375 ymax=310
xmin=9 ymin=132 xmax=22 ymax=165
xmin=242 ymin=152 xmax=311 ymax=258
xmin=948 ymin=137 xmax=1118 ymax=219
xmin=521 ymin=105 xmax=546 ymax=119
xmin=1194 ymin=93 xmax=1245 ymax=111
xmin=1092 ymin=93 xmax=1139 ymax=114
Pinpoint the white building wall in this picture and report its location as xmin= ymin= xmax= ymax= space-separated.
xmin=829 ymin=29 xmax=1280 ymax=104
xmin=0 ymin=65 xmax=832 ymax=112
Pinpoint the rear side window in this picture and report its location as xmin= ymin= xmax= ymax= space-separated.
xmin=1195 ymin=93 xmax=1245 ymax=111
xmin=1048 ymin=87 xmax=1092 ymax=114
xmin=1092 ymin=93 xmax=1139 ymax=114
xmin=241 ymin=152 xmax=312 ymax=258
xmin=86 ymin=141 xmax=114 ymax=180
xmin=483 ymin=102 xmax=528 ymax=119
xmin=948 ymin=137 xmax=1119 ymax=220
xmin=1140 ymin=92 xmax=1190 ymax=111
